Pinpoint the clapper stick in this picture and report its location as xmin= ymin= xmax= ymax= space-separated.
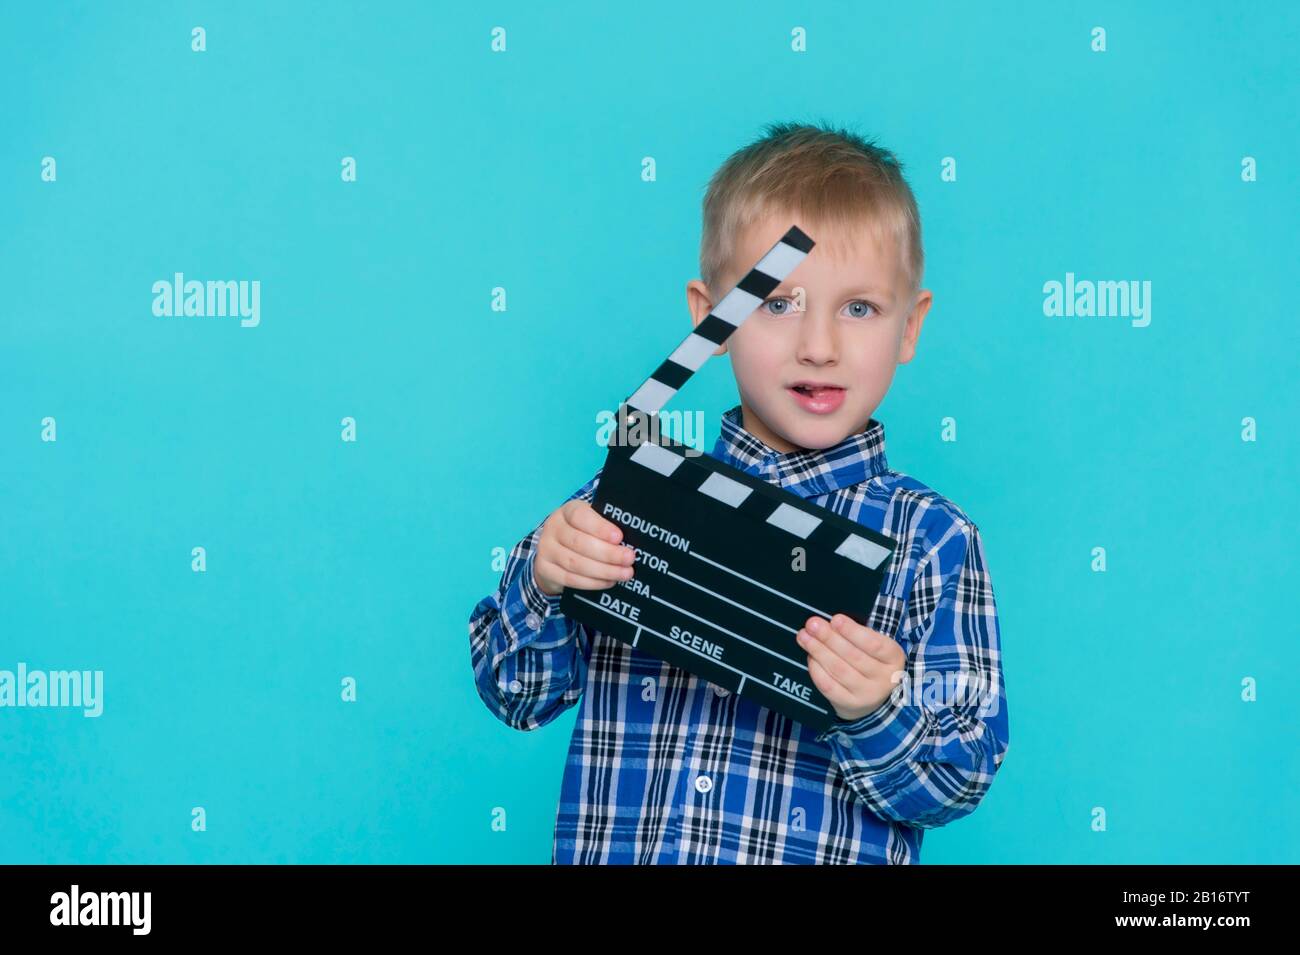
xmin=559 ymin=225 xmax=898 ymax=733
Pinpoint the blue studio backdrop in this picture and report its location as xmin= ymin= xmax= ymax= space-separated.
xmin=2 ymin=1 xmax=1297 ymax=864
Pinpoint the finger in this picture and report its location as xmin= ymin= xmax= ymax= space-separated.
xmin=559 ymin=522 xmax=637 ymax=568
xmin=827 ymin=614 xmax=897 ymax=664
xmin=798 ymin=626 xmax=868 ymax=694
xmin=547 ymin=546 xmax=635 ymax=587
xmin=536 ymin=558 xmax=628 ymax=593
xmin=807 ymin=656 xmax=852 ymax=706
xmin=566 ymin=501 xmax=624 ymax=544
xmin=804 ymin=617 xmax=876 ymax=676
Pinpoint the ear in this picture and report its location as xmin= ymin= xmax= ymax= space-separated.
xmin=686 ymin=279 xmax=727 ymax=355
xmin=897 ymin=288 xmax=933 ymax=365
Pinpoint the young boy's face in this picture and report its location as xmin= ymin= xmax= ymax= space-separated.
xmin=686 ymin=212 xmax=933 ymax=453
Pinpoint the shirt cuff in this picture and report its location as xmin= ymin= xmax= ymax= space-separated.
xmin=497 ymin=550 xmax=569 ymax=655
xmin=815 ymin=692 xmax=932 ymax=774
xmin=519 ymin=550 xmax=564 ymax=621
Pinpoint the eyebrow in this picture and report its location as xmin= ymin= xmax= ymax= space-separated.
xmin=771 ymin=281 xmax=894 ymax=302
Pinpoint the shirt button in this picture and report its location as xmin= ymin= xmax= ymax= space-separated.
xmin=834 ymin=732 xmax=852 ymax=746
xmin=709 ymin=682 xmax=730 ymax=697
xmin=694 ymin=775 xmax=713 ymax=794
xmin=524 ymin=612 xmax=542 ymax=631
xmin=508 ymin=679 xmax=523 ymax=694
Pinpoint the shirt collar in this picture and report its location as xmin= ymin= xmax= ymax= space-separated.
xmin=709 ymin=404 xmax=890 ymax=498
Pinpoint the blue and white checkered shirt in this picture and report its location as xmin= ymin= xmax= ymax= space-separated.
xmin=468 ymin=404 xmax=1009 ymax=864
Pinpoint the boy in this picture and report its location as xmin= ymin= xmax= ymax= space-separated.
xmin=468 ymin=121 xmax=1009 ymax=864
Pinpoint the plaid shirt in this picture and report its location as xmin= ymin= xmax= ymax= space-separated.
xmin=468 ymin=404 xmax=1009 ymax=864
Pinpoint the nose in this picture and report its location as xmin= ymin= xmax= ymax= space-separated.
xmin=795 ymin=305 xmax=838 ymax=365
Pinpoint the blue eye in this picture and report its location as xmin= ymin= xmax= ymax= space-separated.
xmin=760 ymin=297 xmax=879 ymax=318
xmin=761 ymin=296 xmax=794 ymax=316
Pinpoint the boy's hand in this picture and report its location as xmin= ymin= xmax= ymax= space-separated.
xmin=533 ymin=500 xmax=637 ymax=597
xmin=796 ymin=614 xmax=907 ymax=723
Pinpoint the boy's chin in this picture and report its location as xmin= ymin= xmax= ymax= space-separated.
xmin=767 ymin=413 xmax=854 ymax=453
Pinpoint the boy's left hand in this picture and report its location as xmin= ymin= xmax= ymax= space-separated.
xmin=796 ymin=614 xmax=907 ymax=723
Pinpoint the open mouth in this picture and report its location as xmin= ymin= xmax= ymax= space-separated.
xmin=790 ymin=384 xmax=841 ymax=396
xmin=789 ymin=381 xmax=845 ymax=396
xmin=787 ymin=383 xmax=846 ymax=414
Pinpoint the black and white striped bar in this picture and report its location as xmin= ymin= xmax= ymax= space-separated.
xmin=625 ymin=224 xmax=814 ymax=418
xmin=559 ymin=224 xmax=898 ymax=734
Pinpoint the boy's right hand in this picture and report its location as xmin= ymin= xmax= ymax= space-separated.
xmin=533 ymin=500 xmax=638 ymax=596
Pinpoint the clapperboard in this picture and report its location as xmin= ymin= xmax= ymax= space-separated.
xmin=559 ymin=225 xmax=898 ymax=733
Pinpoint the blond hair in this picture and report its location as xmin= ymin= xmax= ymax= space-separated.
xmin=700 ymin=120 xmax=924 ymax=303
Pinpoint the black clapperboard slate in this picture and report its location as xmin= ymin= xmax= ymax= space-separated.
xmin=559 ymin=225 xmax=897 ymax=733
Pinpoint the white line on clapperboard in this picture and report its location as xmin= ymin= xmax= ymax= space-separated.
xmin=649 ymin=593 xmax=803 ymax=669
xmin=686 ymin=550 xmax=832 ymax=619
xmin=570 ymin=593 xmax=828 ymax=715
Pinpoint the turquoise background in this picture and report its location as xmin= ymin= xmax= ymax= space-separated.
xmin=1 ymin=1 xmax=1296 ymax=864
